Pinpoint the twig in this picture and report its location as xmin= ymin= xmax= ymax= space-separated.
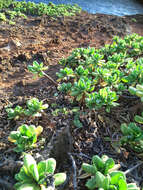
xmin=68 ymin=153 xmax=77 ymax=190
xmin=0 ymin=179 xmax=15 ymax=190
xmin=124 ymin=162 xmax=143 ymax=175
xmin=43 ymin=72 xmax=58 ymax=86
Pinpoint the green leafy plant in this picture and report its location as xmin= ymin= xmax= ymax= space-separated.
xmin=58 ymin=82 xmax=72 ymax=93
xmin=82 ymin=155 xmax=116 ymax=176
xmin=6 ymin=98 xmax=48 ymax=119
xmin=28 ymin=61 xmax=58 ymax=86
xmin=0 ymin=0 xmax=14 ymax=9
xmin=14 ymin=154 xmax=66 ymax=190
xmin=120 ymin=123 xmax=143 ymax=153
xmin=8 ymin=124 xmax=43 ymax=152
xmin=6 ymin=105 xmax=24 ymax=120
xmin=86 ymin=87 xmax=119 ymax=112
xmin=85 ymin=171 xmax=139 ymax=190
xmin=56 ymin=34 xmax=143 ymax=112
xmin=81 ymin=155 xmax=139 ymax=190
xmin=28 ymin=61 xmax=48 ymax=78
xmin=24 ymin=98 xmax=48 ymax=117
xmin=12 ymin=1 xmax=81 ymax=17
xmin=70 ymin=77 xmax=94 ymax=103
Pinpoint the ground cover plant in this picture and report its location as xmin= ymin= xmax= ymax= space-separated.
xmin=120 ymin=122 xmax=143 ymax=153
xmin=8 ymin=124 xmax=43 ymax=152
xmin=14 ymin=154 xmax=66 ymax=190
xmin=26 ymin=33 xmax=143 ymax=189
xmin=0 ymin=8 xmax=143 ymax=188
xmin=6 ymin=97 xmax=48 ymax=119
xmin=81 ymin=155 xmax=140 ymax=190
xmin=0 ymin=0 xmax=81 ymax=24
xmin=28 ymin=33 xmax=143 ymax=112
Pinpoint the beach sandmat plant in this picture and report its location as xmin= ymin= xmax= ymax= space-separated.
xmin=8 ymin=124 xmax=43 ymax=152
xmin=81 ymin=155 xmax=139 ymax=190
xmin=14 ymin=154 xmax=66 ymax=190
xmin=120 ymin=122 xmax=143 ymax=153
xmin=6 ymin=98 xmax=48 ymax=119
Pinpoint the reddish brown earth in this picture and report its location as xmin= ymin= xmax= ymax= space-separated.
xmin=0 ymin=11 xmax=143 ymax=190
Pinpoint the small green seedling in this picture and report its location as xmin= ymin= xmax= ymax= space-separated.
xmin=24 ymin=98 xmax=48 ymax=117
xmin=81 ymin=155 xmax=139 ymax=190
xmin=85 ymin=171 xmax=139 ymax=190
xmin=14 ymin=154 xmax=66 ymax=190
xmin=8 ymin=124 xmax=43 ymax=152
xmin=82 ymin=155 xmax=116 ymax=176
xmin=6 ymin=98 xmax=48 ymax=119
xmin=28 ymin=61 xmax=58 ymax=86
xmin=6 ymin=105 xmax=24 ymax=120
xmin=28 ymin=61 xmax=48 ymax=78
xmin=120 ymin=122 xmax=143 ymax=153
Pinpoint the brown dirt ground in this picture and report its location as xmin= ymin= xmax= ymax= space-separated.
xmin=0 ymin=11 xmax=143 ymax=190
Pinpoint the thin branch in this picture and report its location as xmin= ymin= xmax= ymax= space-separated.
xmin=68 ymin=153 xmax=77 ymax=190
xmin=124 ymin=162 xmax=143 ymax=175
xmin=43 ymin=72 xmax=58 ymax=86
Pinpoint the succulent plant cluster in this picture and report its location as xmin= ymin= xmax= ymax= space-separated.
xmin=56 ymin=33 xmax=143 ymax=112
xmin=82 ymin=155 xmax=140 ymax=190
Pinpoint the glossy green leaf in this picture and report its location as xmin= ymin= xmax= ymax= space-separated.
xmin=86 ymin=176 xmax=97 ymax=190
xmin=54 ymin=173 xmax=66 ymax=186
xmin=15 ymin=183 xmax=40 ymax=190
xmin=82 ymin=163 xmax=97 ymax=175
xmin=92 ymin=155 xmax=105 ymax=171
xmin=110 ymin=171 xmax=126 ymax=185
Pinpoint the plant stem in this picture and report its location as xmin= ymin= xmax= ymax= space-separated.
xmin=124 ymin=162 xmax=143 ymax=175
xmin=43 ymin=72 xmax=58 ymax=86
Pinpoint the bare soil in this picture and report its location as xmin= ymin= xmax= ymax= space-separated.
xmin=0 ymin=11 xmax=143 ymax=190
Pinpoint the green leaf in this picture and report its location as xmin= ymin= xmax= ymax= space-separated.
xmin=102 ymin=175 xmax=111 ymax=190
xmin=120 ymin=123 xmax=130 ymax=135
xmin=54 ymin=173 xmax=66 ymax=186
xmin=82 ymin=163 xmax=97 ymax=175
xmin=15 ymin=167 xmax=32 ymax=183
xmin=29 ymin=164 xmax=39 ymax=182
xmin=15 ymin=183 xmax=40 ymax=190
xmin=127 ymin=183 xmax=139 ymax=190
xmin=76 ymin=94 xmax=83 ymax=101
xmin=110 ymin=171 xmax=126 ymax=185
xmin=37 ymin=161 xmax=47 ymax=177
xmin=46 ymin=158 xmax=56 ymax=174
xmin=136 ymin=84 xmax=143 ymax=92
xmin=10 ymin=131 xmax=20 ymax=140
xmin=92 ymin=155 xmax=105 ymax=171
xmin=95 ymin=171 xmax=106 ymax=188
xmin=134 ymin=115 xmax=143 ymax=124
xmin=104 ymin=158 xmax=115 ymax=175
xmin=118 ymin=178 xmax=127 ymax=190
xmin=86 ymin=176 xmax=97 ymax=190
xmin=24 ymin=154 xmax=37 ymax=175
xmin=128 ymin=87 xmax=137 ymax=95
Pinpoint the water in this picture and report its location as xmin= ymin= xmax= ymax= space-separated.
xmin=18 ymin=0 xmax=143 ymax=16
